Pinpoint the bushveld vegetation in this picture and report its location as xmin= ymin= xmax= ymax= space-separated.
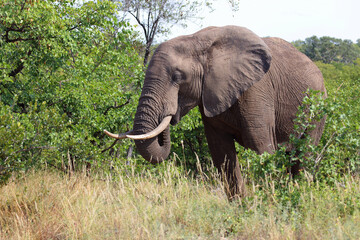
xmin=1 ymin=167 xmax=360 ymax=239
xmin=1 ymin=1 xmax=360 ymax=239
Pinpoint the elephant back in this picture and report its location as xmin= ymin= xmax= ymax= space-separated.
xmin=263 ymin=37 xmax=326 ymax=97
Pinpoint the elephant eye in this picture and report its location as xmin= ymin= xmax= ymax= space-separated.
xmin=172 ymin=71 xmax=183 ymax=83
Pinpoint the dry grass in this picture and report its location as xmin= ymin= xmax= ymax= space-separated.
xmin=1 ymin=163 xmax=360 ymax=239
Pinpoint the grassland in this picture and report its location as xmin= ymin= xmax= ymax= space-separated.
xmin=1 ymin=161 xmax=360 ymax=240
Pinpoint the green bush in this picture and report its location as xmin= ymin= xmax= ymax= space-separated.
xmin=0 ymin=0 xmax=143 ymax=183
xmin=170 ymin=107 xmax=211 ymax=171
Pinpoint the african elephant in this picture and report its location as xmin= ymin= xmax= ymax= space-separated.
xmin=104 ymin=26 xmax=327 ymax=200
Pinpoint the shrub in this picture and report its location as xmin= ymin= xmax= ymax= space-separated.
xmin=0 ymin=0 xmax=143 ymax=183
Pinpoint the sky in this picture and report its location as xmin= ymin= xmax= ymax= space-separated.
xmin=167 ymin=0 xmax=360 ymax=43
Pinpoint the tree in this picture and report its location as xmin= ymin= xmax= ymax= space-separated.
xmin=303 ymin=36 xmax=321 ymax=61
xmin=0 ymin=0 xmax=143 ymax=182
xmin=114 ymin=0 xmax=213 ymax=66
xmin=293 ymin=36 xmax=360 ymax=64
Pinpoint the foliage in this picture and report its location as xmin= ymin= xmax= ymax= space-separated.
xmin=315 ymin=61 xmax=360 ymax=179
xmin=293 ymin=36 xmax=360 ymax=64
xmin=170 ymin=107 xmax=210 ymax=171
xmin=0 ymin=0 xmax=143 ymax=183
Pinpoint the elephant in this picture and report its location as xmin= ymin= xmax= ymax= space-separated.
xmin=104 ymin=26 xmax=327 ymax=200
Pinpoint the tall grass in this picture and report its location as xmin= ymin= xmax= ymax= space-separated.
xmin=1 ymin=160 xmax=360 ymax=239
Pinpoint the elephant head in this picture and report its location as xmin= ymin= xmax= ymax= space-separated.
xmin=104 ymin=26 xmax=272 ymax=164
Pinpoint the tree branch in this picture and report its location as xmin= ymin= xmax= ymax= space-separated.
xmin=149 ymin=15 xmax=160 ymax=42
xmin=5 ymin=37 xmax=36 ymax=43
xmin=147 ymin=8 xmax=151 ymax=41
xmin=8 ymin=62 xmax=25 ymax=77
xmin=4 ymin=145 xmax=56 ymax=162
xmin=101 ymin=139 xmax=119 ymax=153
xmin=129 ymin=10 xmax=148 ymax=40
xmin=90 ymin=51 xmax=106 ymax=74
xmin=8 ymin=50 xmax=31 ymax=77
xmin=103 ymin=98 xmax=131 ymax=115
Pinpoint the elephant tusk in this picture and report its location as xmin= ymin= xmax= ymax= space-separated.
xmin=103 ymin=130 xmax=133 ymax=139
xmin=126 ymin=116 xmax=172 ymax=140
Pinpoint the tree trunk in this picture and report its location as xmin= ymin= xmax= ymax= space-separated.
xmin=143 ymin=43 xmax=151 ymax=66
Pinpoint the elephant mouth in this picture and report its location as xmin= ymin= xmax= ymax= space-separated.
xmin=157 ymin=130 xmax=165 ymax=146
xmin=170 ymin=108 xmax=181 ymax=125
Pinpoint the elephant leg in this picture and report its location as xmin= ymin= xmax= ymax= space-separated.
xmin=239 ymin=124 xmax=277 ymax=155
xmin=287 ymin=116 xmax=327 ymax=176
xmin=288 ymin=152 xmax=302 ymax=176
xmin=203 ymin=121 xmax=246 ymax=200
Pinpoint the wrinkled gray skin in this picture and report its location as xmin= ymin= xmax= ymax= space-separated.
xmin=132 ymin=26 xmax=327 ymax=200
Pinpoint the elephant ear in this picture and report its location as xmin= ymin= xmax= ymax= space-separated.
xmin=202 ymin=26 xmax=272 ymax=117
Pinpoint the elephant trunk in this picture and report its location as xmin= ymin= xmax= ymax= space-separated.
xmin=132 ymin=84 xmax=172 ymax=164
xmin=133 ymin=125 xmax=171 ymax=164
